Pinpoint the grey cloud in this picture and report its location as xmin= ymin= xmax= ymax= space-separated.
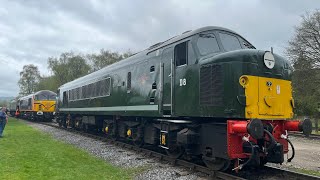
xmin=0 ymin=0 xmax=319 ymax=97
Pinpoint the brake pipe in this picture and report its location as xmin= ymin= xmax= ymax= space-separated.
xmin=264 ymin=129 xmax=276 ymax=151
xmin=281 ymin=130 xmax=295 ymax=162
xmin=232 ymin=135 xmax=254 ymax=171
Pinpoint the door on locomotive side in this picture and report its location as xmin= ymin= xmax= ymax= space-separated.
xmin=172 ymin=39 xmax=199 ymax=116
xmin=160 ymin=47 xmax=174 ymax=116
xmin=173 ymin=41 xmax=189 ymax=116
xmin=62 ymin=90 xmax=68 ymax=108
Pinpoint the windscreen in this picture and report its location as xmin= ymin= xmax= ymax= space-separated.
xmin=197 ymin=33 xmax=220 ymax=55
xmin=35 ymin=91 xmax=57 ymax=100
xmin=218 ymin=32 xmax=255 ymax=51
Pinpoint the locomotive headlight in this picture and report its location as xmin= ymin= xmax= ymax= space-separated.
xmin=263 ymin=51 xmax=275 ymax=69
xmin=239 ymin=75 xmax=249 ymax=87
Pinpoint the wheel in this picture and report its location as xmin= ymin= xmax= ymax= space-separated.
xmin=165 ymin=145 xmax=184 ymax=159
xmin=132 ymin=126 xmax=144 ymax=147
xmin=259 ymin=157 xmax=268 ymax=167
xmin=203 ymin=157 xmax=231 ymax=171
xmin=83 ymin=124 xmax=89 ymax=132
xmin=104 ymin=123 xmax=118 ymax=140
xmin=62 ymin=119 xmax=67 ymax=128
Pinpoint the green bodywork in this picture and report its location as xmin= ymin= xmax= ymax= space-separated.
xmin=57 ymin=26 xmax=292 ymax=119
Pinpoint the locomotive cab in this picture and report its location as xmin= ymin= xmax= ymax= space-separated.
xmin=194 ymin=29 xmax=312 ymax=170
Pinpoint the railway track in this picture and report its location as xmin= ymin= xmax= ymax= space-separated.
xmin=27 ymin=120 xmax=320 ymax=180
xmin=239 ymin=165 xmax=320 ymax=180
xmin=289 ymin=131 xmax=320 ymax=140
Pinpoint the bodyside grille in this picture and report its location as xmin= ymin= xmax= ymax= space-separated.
xmin=200 ymin=64 xmax=223 ymax=106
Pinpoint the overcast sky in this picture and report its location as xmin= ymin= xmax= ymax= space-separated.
xmin=0 ymin=0 xmax=319 ymax=97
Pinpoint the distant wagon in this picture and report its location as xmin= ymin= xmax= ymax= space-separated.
xmin=56 ymin=26 xmax=312 ymax=171
xmin=8 ymin=99 xmax=17 ymax=116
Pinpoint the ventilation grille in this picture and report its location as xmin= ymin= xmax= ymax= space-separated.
xmin=200 ymin=64 xmax=223 ymax=106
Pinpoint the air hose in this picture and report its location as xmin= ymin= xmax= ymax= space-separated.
xmin=280 ymin=130 xmax=295 ymax=162
xmin=232 ymin=138 xmax=254 ymax=171
xmin=286 ymin=138 xmax=295 ymax=162
xmin=264 ymin=129 xmax=276 ymax=151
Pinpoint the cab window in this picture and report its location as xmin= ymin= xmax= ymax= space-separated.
xmin=218 ymin=32 xmax=242 ymax=51
xmin=197 ymin=33 xmax=220 ymax=55
xmin=35 ymin=92 xmax=56 ymax=100
xmin=175 ymin=41 xmax=188 ymax=66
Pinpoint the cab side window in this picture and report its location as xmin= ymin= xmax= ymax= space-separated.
xmin=175 ymin=41 xmax=188 ymax=66
xmin=197 ymin=33 xmax=220 ymax=55
xmin=218 ymin=32 xmax=242 ymax=51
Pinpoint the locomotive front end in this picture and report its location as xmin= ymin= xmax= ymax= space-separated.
xmin=33 ymin=90 xmax=57 ymax=121
xmin=224 ymin=50 xmax=312 ymax=170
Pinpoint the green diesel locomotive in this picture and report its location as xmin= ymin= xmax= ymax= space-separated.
xmin=56 ymin=26 xmax=311 ymax=171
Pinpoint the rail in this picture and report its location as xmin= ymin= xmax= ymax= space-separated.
xmin=289 ymin=131 xmax=320 ymax=140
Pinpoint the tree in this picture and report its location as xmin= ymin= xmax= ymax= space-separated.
xmin=88 ymin=49 xmax=133 ymax=71
xmin=36 ymin=75 xmax=59 ymax=92
xmin=0 ymin=100 xmax=8 ymax=107
xmin=286 ymin=10 xmax=320 ymax=116
xmin=18 ymin=64 xmax=41 ymax=95
xmin=287 ymin=10 xmax=320 ymax=67
xmin=48 ymin=52 xmax=91 ymax=86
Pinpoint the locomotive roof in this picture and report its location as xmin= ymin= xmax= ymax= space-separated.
xmin=19 ymin=90 xmax=56 ymax=100
xmin=19 ymin=94 xmax=34 ymax=101
xmin=59 ymin=26 xmax=244 ymax=90
xmin=146 ymin=26 xmax=240 ymax=52
xmin=34 ymin=90 xmax=57 ymax=96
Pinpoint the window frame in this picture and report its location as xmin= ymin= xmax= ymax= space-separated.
xmin=217 ymin=31 xmax=243 ymax=52
xmin=68 ymin=77 xmax=112 ymax=102
xmin=196 ymin=32 xmax=221 ymax=56
xmin=63 ymin=91 xmax=68 ymax=104
xmin=238 ymin=37 xmax=255 ymax=49
xmin=127 ymin=72 xmax=131 ymax=93
xmin=174 ymin=41 xmax=188 ymax=67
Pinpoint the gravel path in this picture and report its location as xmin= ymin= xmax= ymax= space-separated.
xmin=268 ymin=136 xmax=320 ymax=172
xmin=25 ymin=121 xmax=209 ymax=180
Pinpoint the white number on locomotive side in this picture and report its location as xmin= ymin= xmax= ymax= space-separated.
xmin=179 ymin=78 xmax=186 ymax=86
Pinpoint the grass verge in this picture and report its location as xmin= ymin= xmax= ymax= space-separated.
xmin=290 ymin=167 xmax=320 ymax=177
xmin=0 ymin=118 xmax=137 ymax=180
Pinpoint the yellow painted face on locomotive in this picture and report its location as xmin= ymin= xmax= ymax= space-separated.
xmin=239 ymin=75 xmax=294 ymax=119
xmin=33 ymin=100 xmax=56 ymax=112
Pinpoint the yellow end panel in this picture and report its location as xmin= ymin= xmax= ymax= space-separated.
xmin=33 ymin=100 xmax=56 ymax=112
xmin=241 ymin=75 xmax=293 ymax=119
